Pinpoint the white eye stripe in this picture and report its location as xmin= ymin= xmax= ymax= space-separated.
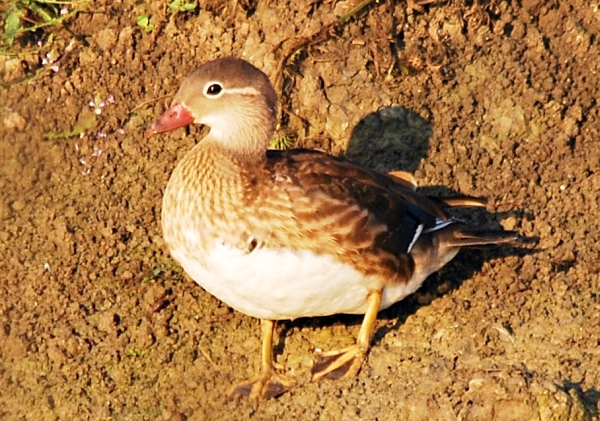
xmin=226 ymin=87 xmax=261 ymax=96
xmin=202 ymin=82 xmax=261 ymax=98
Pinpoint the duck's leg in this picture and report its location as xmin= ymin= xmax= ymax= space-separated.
xmin=312 ymin=290 xmax=382 ymax=381
xmin=228 ymin=319 xmax=296 ymax=400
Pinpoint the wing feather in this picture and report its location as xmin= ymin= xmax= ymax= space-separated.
xmin=239 ymin=149 xmax=452 ymax=283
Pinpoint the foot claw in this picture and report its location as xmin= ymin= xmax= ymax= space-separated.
xmin=228 ymin=370 xmax=295 ymax=400
xmin=311 ymin=345 xmax=365 ymax=381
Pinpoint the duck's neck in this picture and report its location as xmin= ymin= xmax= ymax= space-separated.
xmin=195 ymin=135 xmax=264 ymax=176
xmin=204 ymin=131 xmax=268 ymax=166
xmin=201 ymin=103 xmax=276 ymax=165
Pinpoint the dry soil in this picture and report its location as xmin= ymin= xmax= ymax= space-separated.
xmin=1 ymin=0 xmax=599 ymax=420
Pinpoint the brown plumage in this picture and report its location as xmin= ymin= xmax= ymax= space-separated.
xmin=147 ymin=57 xmax=518 ymax=399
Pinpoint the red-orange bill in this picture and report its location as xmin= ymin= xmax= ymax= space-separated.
xmin=146 ymin=103 xmax=194 ymax=137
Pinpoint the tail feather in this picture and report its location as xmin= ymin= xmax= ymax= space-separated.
xmin=432 ymin=196 xmax=488 ymax=208
xmin=441 ymin=229 xmax=519 ymax=248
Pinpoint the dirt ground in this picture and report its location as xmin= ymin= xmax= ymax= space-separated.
xmin=1 ymin=0 xmax=599 ymax=419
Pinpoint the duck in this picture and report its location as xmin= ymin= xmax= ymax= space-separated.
xmin=146 ymin=57 xmax=518 ymax=400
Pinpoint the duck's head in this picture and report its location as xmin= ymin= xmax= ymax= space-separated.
xmin=147 ymin=57 xmax=278 ymax=156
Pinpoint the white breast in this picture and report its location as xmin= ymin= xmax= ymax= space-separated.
xmin=170 ymin=242 xmax=426 ymax=320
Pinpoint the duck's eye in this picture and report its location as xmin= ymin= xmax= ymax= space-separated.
xmin=205 ymin=83 xmax=223 ymax=96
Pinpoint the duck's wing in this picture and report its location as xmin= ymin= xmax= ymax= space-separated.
xmin=242 ymin=149 xmax=456 ymax=283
